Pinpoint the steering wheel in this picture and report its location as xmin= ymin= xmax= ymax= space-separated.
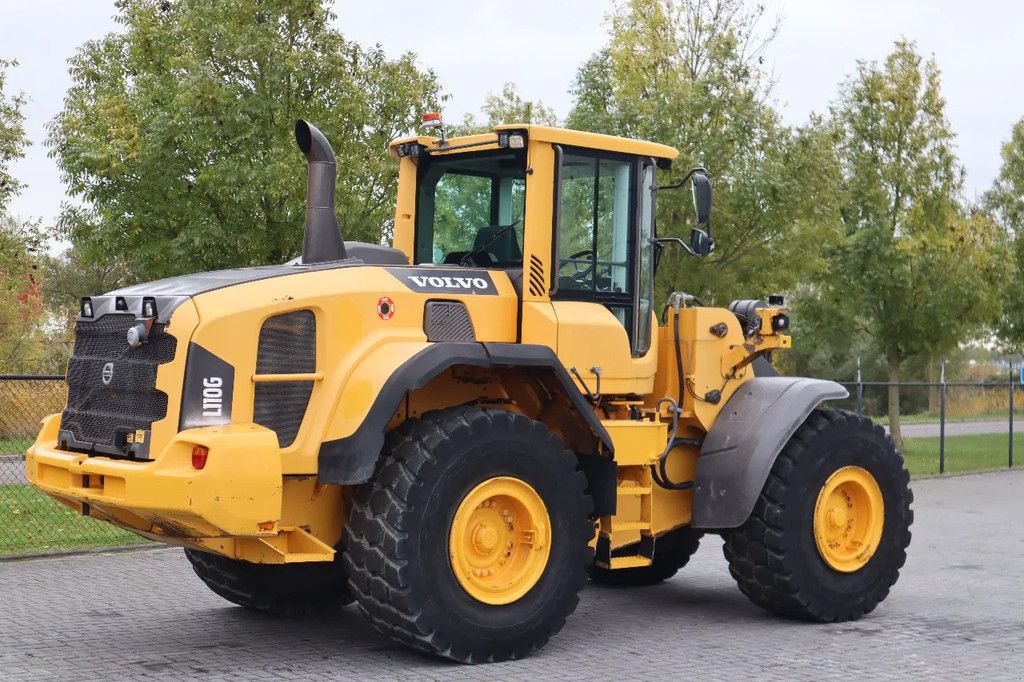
xmin=561 ymin=249 xmax=597 ymax=282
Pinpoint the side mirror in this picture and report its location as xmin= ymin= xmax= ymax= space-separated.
xmin=691 ymin=170 xmax=712 ymax=226
xmin=653 ymin=166 xmax=715 ymax=258
xmin=689 ymin=228 xmax=713 ymax=257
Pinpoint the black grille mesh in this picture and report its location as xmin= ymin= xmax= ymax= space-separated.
xmin=254 ymin=381 xmax=314 ymax=447
xmin=254 ymin=311 xmax=316 ymax=447
xmin=256 ymin=311 xmax=316 ymax=374
xmin=60 ymin=314 xmax=177 ymax=449
xmin=424 ymin=301 xmax=475 ymax=342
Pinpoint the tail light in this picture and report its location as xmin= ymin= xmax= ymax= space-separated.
xmin=192 ymin=445 xmax=209 ymax=470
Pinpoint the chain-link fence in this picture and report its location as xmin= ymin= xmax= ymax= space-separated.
xmin=0 ymin=375 xmax=146 ymax=557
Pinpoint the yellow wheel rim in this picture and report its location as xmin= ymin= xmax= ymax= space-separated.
xmin=449 ymin=476 xmax=551 ymax=605
xmin=813 ymin=465 xmax=885 ymax=572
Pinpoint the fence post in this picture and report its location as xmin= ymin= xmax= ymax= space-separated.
xmin=855 ymin=356 xmax=863 ymax=416
xmin=1010 ymin=364 xmax=1015 ymax=470
xmin=939 ymin=359 xmax=946 ymax=475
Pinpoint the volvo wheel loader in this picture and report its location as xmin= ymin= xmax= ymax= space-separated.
xmin=26 ymin=118 xmax=913 ymax=663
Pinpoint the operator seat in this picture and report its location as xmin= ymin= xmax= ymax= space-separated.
xmin=473 ymin=225 xmax=524 ymax=298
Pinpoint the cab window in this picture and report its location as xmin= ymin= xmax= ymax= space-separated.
xmin=555 ymin=149 xmax=636 ymax=333
xmin=414 ymin=149 xmax=526 ymax=266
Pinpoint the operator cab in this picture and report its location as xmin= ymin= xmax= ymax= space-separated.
xmin=391 ymin=123 xmax=708 ymax=395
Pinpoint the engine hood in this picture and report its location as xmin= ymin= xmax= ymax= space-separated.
xmin=99 ymin=259 xmax=363 ymax=322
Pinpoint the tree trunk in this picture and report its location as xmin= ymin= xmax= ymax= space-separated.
xmin=887 ymin=355 xmax=903 ymax=448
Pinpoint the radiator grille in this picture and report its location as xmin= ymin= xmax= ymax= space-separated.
xmin=253 ymin=310 xmax=315 ymax=447
xmin=60 ymin=314 xmax=177 ymax=452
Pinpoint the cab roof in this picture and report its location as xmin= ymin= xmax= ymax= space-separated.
xmin=389 ymin=124 xmax=679 ymax=162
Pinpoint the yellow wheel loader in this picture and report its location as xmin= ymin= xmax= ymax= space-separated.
xmin=26 ymin=119 xmax=913 ymax=663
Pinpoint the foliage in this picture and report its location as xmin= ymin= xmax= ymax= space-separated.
xmin=985 ymin=118 xmax=1024 ymax=349
xmin=567 ymin=0 xmax=842 ymax=306
xmin=481 ymin=82 xmax=558 ymax=128
xmin=0 ymin=59 xmax=28 ymax=214
xmin=449 ymin=81 xmax=558 ymax=136
xmin=815 ymin=40 xmax=1004 ymax=443
xmin=48 ymin=0 xmax=440 ymax=279
xmin=0 ymin=215 xmax=49 ymax=373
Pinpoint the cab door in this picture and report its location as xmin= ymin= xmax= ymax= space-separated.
xmin=547 ymin=147 xmax=658 ymax=396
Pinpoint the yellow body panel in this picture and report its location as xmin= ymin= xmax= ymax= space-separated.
xmin=181 ymin=265 xmax=517 ymax=474
xmin=554 ymin=302 xmax=658 ymax=395
xmin=28 ymin=414 xmax=282 ymax=540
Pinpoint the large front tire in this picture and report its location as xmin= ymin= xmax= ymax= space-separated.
xmin=184 ymin=547 xmax=352 ymax=616
xmin=723 ymin=409 xmax=913 ymax=621
xmin=342 ymin=407 xmax=594 ymax=663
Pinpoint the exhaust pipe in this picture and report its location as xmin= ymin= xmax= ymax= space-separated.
xmin=295 ymin=120 xmax=347 ymax=263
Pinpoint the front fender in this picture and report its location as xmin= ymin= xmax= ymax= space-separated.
xmin=691 ymin=377 xmax=849 ymax=530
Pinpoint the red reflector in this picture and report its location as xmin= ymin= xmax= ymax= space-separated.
xmin=192 ymin=445 xmax=209 ymax=470
xmin=421 ymin=111 xmax=441 ymax=123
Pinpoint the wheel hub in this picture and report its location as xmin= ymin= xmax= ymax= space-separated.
xmin=449 ymin=476 xmax=551 ymax=605
xmin=813 ymin=465 xmax=885 ymax=572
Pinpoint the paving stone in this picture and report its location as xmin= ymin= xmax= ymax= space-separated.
xmin=1 ymin=470 xmax=1022 ymax=679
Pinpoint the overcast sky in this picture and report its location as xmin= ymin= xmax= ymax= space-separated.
xmin=4 ymin=0 xmax=1023 ymax=228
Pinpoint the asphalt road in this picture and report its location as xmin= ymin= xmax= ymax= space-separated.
xmin=1 ymin=470 xmax=1022 ymax=680
xmin=887 ymin=419 xmax=1024 ymax=438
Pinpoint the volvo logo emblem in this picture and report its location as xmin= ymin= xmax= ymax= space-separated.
xmin=101 ymin=362 xmax=114 ymax=385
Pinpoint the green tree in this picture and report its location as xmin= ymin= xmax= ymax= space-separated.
xmin=48 ymin=0 xmax=440 ymax=280
xmin=0 ymin=214 xmax=47 ymax=372
xmin=0 ymin=58 xmax=27 ymax=215
xmin=0 ymin=60 xmax=48 ymax=373
xmin=449 ymin=82 xmax=558 ymax=136
xmin=567 ymin=0 xmax=843 ymax=306
xmin=824 ymin=41 xmax=1003 ymax=444
xmin=985 ymin=118 xmax=1024 ymax=349
xmin=482 ymin=82 xmax=558 ymax=128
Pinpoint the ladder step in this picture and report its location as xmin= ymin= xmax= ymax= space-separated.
xmin=609 ymin=555 xmax=652 ymax=569
xmin=612 ymin=521 xmax=651 ymax=532
xmin=616 ymin=484 xmax=652 ymax=496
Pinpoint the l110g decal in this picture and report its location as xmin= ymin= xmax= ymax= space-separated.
xmin=180 ymin=343 xmax=234 ymax=430
xmin=385 ymin=268 xmax=498 ymax=295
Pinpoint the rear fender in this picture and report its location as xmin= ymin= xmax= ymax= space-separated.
xmin=318 ymin=342 xmax=613 ymax=485
xmin=692 ymin=377 xmax=849 ymax=529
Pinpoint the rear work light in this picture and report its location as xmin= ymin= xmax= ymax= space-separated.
xmin=192 ymin=445 xmax=209 ymax=470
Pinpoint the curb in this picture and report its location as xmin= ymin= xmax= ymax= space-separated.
xmin=0 ymin=542 xmax=169 ymax=563
xmin=913 ymin=467 xmax=1020 ymax=481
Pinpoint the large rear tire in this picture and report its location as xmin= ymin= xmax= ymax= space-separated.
xmin=723 ymin=409 xmax=913 ymax=621
xmin=184 ymin=547 xmax=352 ymax=617
xmin=342 ymin=406 xmax=594 ymax=663
xmin=588 ymin=526 xmax=703 ymax=586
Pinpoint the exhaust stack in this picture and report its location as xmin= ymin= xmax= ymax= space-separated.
xmin=295 ymin=120 xmax=347 ymax=263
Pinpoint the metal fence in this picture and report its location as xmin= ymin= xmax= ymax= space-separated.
xmin=0 ymin=375 xmax=145 ymax=557
xmin=833 ymin=368 xmax=1021 ymax=475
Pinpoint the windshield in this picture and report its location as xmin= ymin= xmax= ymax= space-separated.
xmin=414 ymin=149 xmax=527 ymax=266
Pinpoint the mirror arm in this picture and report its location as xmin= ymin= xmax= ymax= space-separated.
xmin=652 ymin=236 xmax=699 ymax=258
xmin=654 ymin=166 xmax=708 ymax=192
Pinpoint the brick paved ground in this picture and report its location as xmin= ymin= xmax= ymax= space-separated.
xmin=1 ymin=470 xmax=1022 ymax=680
